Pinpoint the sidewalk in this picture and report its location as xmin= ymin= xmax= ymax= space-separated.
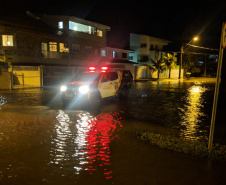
xmin=111 ymin=120 xmax=226 ymax=185
xmin=135 ymin=77 xmax=217 ymax=83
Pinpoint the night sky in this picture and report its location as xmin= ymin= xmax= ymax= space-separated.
xmin=2 ymin=0 xmax=226 ymax=50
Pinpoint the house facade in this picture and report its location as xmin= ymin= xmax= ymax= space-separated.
xmin=129 ymin=33 xmax=182 ymax=79
xmin=129 ymin=33 xmax=170 ymax=65
xmin=0 ymin=11 xmax=110 ymax=68
xmin=100 ymin=47 xmax=137 ymax=78
xmin=0 ymin=12 xmax=111 ymax=89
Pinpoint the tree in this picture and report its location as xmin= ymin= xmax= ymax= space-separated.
xmin=183 ymin=54 xmax=202 ymax=76
xmin=163 ymin=53 xmax=177 ymax=78
xmin=149 ymin=58 xmax=166 ymax=79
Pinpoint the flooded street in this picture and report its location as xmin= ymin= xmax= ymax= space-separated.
xmin=0 ymin=78 xmax=226 ymax=185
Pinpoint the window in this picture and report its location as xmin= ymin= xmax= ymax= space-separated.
xmin=122 ymin=52 xmax=127 ymax=58
xmin=101 ymin=49 xmax=106 ymax=57
xmin=141 ymin=43 xmax=147 ymax=48
xmin=129 ymin=56 xmax=133 ymax=60
xmin=94 ymin=49 xmax=99 ymax=56
xmin=155 ymin=45 xmax=158 ymax=50
xmin=49 ymin=42 xmax=57 ymax=52
xmin=72 ymin=44 xmax=80 ymax=53
xmin=59 ymin=43 xmax=69 ymax=52
xmin=41 ymin=43 xmax=47 ymax=58
xmin=97 ymin=30 xmax=103 ymax=37
xmin=41 ymin=43 xmax=47 ymax=51
xmin=102 ymin=72 xmax=118 ymax=82
xmin=69 ymin=21 xmax=95 ymax=34
xmin=85 ymin=46 xmax=92 ymax=54
xmin=150 ymin=44 xmax=154 ymax=51
xmin=112 ymin=51 xmax=118 ymax=58
xmin=140 ymin=55 xmax=149 ymax=62
xmin=2 ymin=35 xmax=13 ymax=46
xmin=123 ymin=70 xmax=133 ymax=78
xmin=58 ymin=21 xmax=63 ymax=29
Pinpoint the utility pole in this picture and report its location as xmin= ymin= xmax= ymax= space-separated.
xmin=179 ymin=46 xmax=183 ymax=79
xmin=208 ymin=22 xmax=225 ymax=150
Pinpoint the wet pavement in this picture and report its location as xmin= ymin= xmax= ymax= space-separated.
xmin=0 ymin=77 xmax=226 ymax=185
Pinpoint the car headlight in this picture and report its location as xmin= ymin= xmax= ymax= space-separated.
xmin=79 ymin=85 xmax=89 ymax=94
xmin=60 ymin=85 xmax=67 ymax=92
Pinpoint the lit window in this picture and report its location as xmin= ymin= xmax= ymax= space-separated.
xmin=2 ymin=35 xmax=13 ymax=46
xmin=49 ymin=42 xmax=57 ymax=52
xmin=112 ymin=51 xmax=118 ymax=58
xmin=101 ymin=49 xmax=106 ymax=57
xmin=69 ymin=21 xmax=94 ymax=34
xmin=85 ymin=46 xmax=92 ymax=54
xmin=58 ymin=21 xmax=63 ymax=29
xmin=72 ymin=44 xmax=80 ymax=53
xmin=59 ymin=43 xmax=69 ymax=53
xmin=97 ymin=30 xmax=103 ymax=37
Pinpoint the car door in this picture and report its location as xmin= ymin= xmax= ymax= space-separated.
xmin=99 ymin=72 xmax=120 ymax=98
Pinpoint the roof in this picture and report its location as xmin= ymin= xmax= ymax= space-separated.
xmin=0 ymin=11 xmax=57 ymax=34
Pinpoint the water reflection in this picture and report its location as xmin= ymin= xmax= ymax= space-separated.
xmin=0 ymin=95 xmax=7 ymax=109
xmin=179 ymin=85 xmax=208 ymax=141
xmin=50 ymin=110 xmax=123 ymax=181
xmin=85 ymin=112 xmax=123 ymax=180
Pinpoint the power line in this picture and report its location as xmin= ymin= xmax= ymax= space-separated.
xmin=184 ymin=51 xmax=217 ymax=55
xmin=187 ymin=44 xmax=219 ymax=51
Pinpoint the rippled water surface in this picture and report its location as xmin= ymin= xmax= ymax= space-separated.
xmin=0 ymin=79 xmax=225 ymax=185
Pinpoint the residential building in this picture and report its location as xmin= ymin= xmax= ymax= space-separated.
xmin=0 ymin=11 xmax=111 ymax=89
xmin=129 ymin=33 xmax=181 ymax=79
xmin=129 ymin=33 xmax=170 ymax=66
xmin=100 ymin=47 xmax=137 ymax=77
xmin=0 ymin=11 xmax=110 ymax=68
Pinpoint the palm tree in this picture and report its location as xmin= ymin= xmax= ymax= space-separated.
xmin=150 ymin=58 xmax=166 ymax=79
xmin=163 ymin=53 xmax=177 ymax=79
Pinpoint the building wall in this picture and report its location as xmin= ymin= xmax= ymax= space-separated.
xmin=104 ymin=47 xmax=130 ymax=60
xmin=0 ymin=72 xmax=11 ymax=89
xmin=11 ymin=66 xmax=42 ymax=88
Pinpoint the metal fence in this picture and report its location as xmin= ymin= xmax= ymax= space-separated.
xmin=12 ymin=66 xmax=41 ymax=89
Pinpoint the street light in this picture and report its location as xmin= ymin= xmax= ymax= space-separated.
xmin=179 ymin=36 xmax=199 ymax=79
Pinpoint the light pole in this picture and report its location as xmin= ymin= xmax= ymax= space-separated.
xmin=178 ymin=37 xmax=199 ymax=79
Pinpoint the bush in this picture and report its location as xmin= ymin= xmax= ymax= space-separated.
xmin=136 ymin=131 xmax=226 ymax=161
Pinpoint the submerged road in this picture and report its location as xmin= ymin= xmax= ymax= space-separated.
xmin=0 ymin=77 xmax=226 ymax=185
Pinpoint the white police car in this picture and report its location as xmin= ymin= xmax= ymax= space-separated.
xmin=60 ymin=66 xmax=134 ymax=107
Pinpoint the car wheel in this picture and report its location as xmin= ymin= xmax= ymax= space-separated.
xmin=118 ymin=86 xmax=129 ymax=99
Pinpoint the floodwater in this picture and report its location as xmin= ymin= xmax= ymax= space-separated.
xmin=0 ymin=79 xmax=226 ymax=185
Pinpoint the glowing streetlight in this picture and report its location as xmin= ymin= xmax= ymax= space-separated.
xmin=179 ymin=36 xmax=199 ymax=79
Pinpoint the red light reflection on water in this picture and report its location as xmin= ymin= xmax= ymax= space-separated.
xmin=85 ymin=112 xmax=123 ymax=180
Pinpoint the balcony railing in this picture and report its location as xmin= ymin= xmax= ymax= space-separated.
xmin=42 ymin=51 xmax=69 ymax=59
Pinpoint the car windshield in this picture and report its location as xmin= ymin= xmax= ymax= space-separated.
xmin=74 ymin=72 xmax=101 ymax=82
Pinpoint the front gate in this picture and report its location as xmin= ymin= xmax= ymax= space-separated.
xmin=12 ymin=66 xmax=42 ymax=89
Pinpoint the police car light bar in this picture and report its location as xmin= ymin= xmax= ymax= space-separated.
xmin=101 ymin=66 xmax=108 ymax=70
xmin=89 ymin=66 xmax=96 ymax=70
